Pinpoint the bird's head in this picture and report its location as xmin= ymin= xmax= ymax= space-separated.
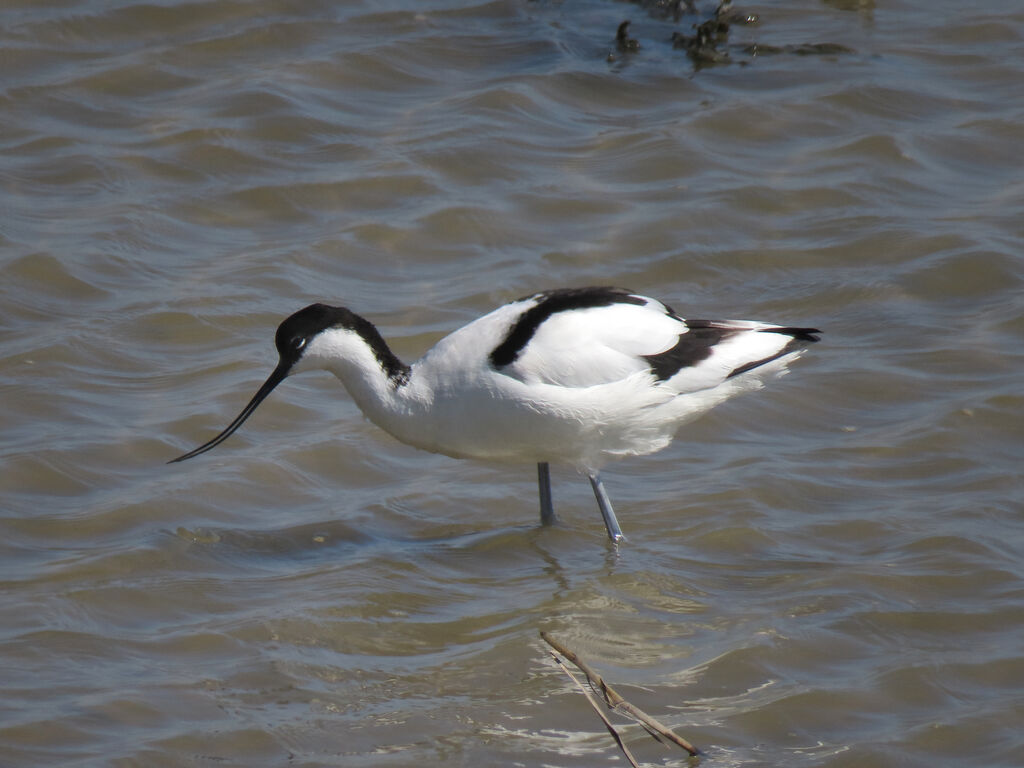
xmin=168 ymin=303 xmax=357 ymax=463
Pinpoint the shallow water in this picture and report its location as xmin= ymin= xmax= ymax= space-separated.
xmin=2 ymin=0 xmax=1023 ymax=766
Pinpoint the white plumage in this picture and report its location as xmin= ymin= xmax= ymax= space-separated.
xmin=171 ymin=287 xmax=820 ymax=542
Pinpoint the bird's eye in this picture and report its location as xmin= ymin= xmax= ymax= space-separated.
xmin=292 ymin=337 xmax=306 ymax=351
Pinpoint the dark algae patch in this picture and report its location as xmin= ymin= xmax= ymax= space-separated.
xmin=616 ymin=20 xmax=641 ymax=54
xmin=609 ymin=0 xmax=853 ymax=69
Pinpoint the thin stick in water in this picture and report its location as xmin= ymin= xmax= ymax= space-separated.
xmin=540 ymin=630 xmax=701 ymax=758
xmin=548 ymin=651 xmax=641 ymax=768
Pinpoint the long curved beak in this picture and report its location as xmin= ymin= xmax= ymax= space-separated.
xmin=168 ymin=361 xmax=290 ymax=463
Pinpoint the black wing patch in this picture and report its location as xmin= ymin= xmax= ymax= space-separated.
xmin=643 ymin=320 xmax=736 ymax=381
xmin=646 ymin=323 xmax=822 ymax=382
xmin=489 ymin=286 xmax=647 ymax=368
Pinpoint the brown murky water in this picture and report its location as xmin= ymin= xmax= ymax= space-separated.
xmin=2 ymin=1 xmax=1022 ymax=766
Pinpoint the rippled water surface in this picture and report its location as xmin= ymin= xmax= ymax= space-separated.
xmin=2 ymin=1 xmax=1023 ymax=765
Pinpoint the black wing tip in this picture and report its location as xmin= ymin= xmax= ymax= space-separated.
xmin=767 ymin=326 xmax=822 ymax=343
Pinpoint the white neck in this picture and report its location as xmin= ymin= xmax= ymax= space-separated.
xmin=292 ymin=327 xmax=433 ymax=446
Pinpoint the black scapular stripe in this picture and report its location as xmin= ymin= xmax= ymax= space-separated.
xmin=489 ymin=287 xmax=647 ymax=368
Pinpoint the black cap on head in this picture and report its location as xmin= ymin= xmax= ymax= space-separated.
xmin=274 ymin=303 xmax=358 ymax=366
xmin=168 ymin=303 xmax=408 ymax=464
xmin=168 ymin=304 xmax=351 ymax=464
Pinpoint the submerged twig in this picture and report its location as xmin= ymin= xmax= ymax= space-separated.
xmin=540 ymin=630 xmax=701 ymax=758
xmin=549 ymin=652 xmax=642 ymax=768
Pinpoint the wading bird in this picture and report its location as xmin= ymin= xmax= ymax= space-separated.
xmin=170 ymin=287 xmax=819 ymax=542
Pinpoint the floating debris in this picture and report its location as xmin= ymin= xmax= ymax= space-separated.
xmin=616 ymin=20 xmax=641 ymax=53
xmin=607 ymin=0 xmax=851 ymax=69
xmin=176 ymin=526 xmax=221 ymax=544
xmin=715 ymin=0 xmax=759 ymax=26
xmin=540 ymin=631 xmax=701 ymax=761
xmin=672 ymin=18 xmax=731 ymax=65
xmin=745 ymin=41 xmax=856 ymax=57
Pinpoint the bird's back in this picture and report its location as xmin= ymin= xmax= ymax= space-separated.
xmin=399 ymin=288 xmax=818 ymax=468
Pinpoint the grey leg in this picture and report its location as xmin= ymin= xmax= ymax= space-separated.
xmin=588 ymin=472 xmax=624 ymax=543
xmin=538 ymin=462 xmax=555 ymax=525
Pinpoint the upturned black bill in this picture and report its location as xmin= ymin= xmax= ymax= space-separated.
xmin=168 ymin=361 xmax=290 ymax=463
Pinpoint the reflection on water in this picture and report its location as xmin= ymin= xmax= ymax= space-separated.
xmin=2 ymin=1 xmax=1023 ymax=766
